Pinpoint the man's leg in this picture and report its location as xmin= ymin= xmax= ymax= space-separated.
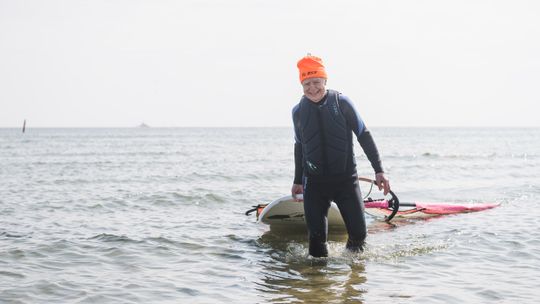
xmin=303 ymin=181 xmax=331 ymax=257
xmin=334 ymin=180 xmax=367 ymax=252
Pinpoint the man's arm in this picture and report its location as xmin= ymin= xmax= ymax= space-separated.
xmin=357 ymin=130 xmax=384 ymax=174
xmin=292 ymin=105 xmax=304 ymax=200
xmin=339 ymin=95 xmax=384 ymax=173
xmin=294 ymin=142 xmax=303 ymax=184
xmin=340 ymin=94 xmax=390 ymax=194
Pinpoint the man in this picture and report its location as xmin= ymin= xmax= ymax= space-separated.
xmin=291 ymin=54 xmax=390 ymax=257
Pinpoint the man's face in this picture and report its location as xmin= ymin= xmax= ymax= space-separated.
xmin=301 ymin=77 xmax=326 ymax=103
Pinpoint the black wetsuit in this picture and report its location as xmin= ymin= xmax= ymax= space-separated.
xmin=292 ymin=90 xmax=384 ymax=257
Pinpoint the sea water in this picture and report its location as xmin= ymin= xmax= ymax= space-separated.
xmin=1 ymin=127 xmax=539 ymax=303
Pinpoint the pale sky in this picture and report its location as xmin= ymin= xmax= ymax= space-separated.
xmin=1 ymin=0 xmax=539 ymax=128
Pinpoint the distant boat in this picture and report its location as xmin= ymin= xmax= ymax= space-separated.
xmin=22 ymin=119 xmax=26 ymax=133
xmin=138 ymin=123 xmax=150 ymax=128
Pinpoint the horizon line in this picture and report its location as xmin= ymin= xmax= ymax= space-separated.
xmin=1 ymin=125 xmax=540 ymax=129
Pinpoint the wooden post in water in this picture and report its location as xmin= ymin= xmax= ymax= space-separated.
xmin=22 ymin=119 xmax=26 ymax=133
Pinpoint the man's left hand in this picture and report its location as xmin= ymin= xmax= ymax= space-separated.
xmin=375 ymin=172 xmax=390 ymax=195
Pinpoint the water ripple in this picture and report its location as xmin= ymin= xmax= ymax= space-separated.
xmin=1 ymin=127 xmax=539 ymax=303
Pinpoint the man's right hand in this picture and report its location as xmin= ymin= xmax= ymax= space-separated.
xmin=291 ymin=184 xmax=303 ymax=202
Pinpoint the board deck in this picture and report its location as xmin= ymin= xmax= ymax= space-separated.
xmin=257 ymin=195 xmax=346 ymax=227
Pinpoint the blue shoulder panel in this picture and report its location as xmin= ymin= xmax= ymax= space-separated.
xmin=339 ymin=94 xmax=365 ymax=136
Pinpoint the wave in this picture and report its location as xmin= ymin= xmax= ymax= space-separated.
xmin=0 ymin=231 xmax=25 ymax=238
xmin=381 ymin=152 xmax=539 ymax=160
xmin=88 ymin=233 xmax=142 ymax=244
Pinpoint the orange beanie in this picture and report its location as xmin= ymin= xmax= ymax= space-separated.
xmin=297 ymin=54 xmax=327 ymax=83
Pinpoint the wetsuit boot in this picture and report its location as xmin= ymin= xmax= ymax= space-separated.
xmin=345 ymin=238 xmax=364 ymax=253
xmin=308 ymin=233 xmax=329 ymax=257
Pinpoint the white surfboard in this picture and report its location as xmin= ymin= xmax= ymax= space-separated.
xmin=257 ymin=195 xmax=346 ymax=227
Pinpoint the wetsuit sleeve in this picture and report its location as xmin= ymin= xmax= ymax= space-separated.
xmin=339 ymin=95 xmax=385 ymax=174
xmin=358 ymin=130 xmax=384 ymax=173
xmin=292 ymin=105 xmax=303 ymax=184
xmin=294 ymin=143 xmax=303 ymax=184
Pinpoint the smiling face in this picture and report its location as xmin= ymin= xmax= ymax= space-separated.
xmin=301 ymin=77 xmax=327 ymax=103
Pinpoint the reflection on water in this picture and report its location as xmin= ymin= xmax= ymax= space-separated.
xmin=256 ymin=229 xmax=367 ymax=303
xmin=253 ymin=216 xmax=453 ymax=303
xmin=366 ymin=214 xmax=445 ymax=234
